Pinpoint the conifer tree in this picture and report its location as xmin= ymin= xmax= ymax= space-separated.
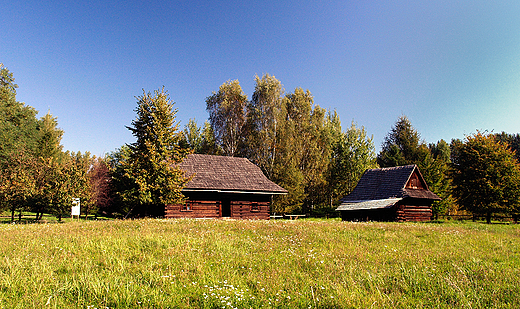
xmin=124 ymin=88 xmax=190 ymax=217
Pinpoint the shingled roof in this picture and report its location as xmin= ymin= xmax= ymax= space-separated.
xmin=337 ymin=165 xmax=440 ymax=211
xmin=178 ymin=154 xmax=287 ymax=194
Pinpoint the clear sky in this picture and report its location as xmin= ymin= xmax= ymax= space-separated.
xmin=3 ymin=1 xmax=520 ymax=156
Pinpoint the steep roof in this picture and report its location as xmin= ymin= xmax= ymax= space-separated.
xmin=337 ymin=165 xmax=440 ymax=211
xmin=178 ymin=154 xmax=287 ymax=194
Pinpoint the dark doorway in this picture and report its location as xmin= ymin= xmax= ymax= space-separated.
xmin=221 ymin=199 xmax=231 ymax=217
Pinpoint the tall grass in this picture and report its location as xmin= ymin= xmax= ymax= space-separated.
xmin=0 ymin=219 xmax=518 ymax=308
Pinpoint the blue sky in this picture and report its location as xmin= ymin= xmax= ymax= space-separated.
xmin=3 ymin=1 xmax=520 ymax=156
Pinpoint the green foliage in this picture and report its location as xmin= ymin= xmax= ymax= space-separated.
xmin=206 ymin=80 xmax=248 ymax=156
xmin=0 ymin=64 xmax=54 ymax=218
xmin=271 ymin=88 xmax=335 ymax=213
xmin=378 ymin=115 xmax=429 ymax=167
xmin=41 ymin=151 xmax=92 ymax=221
xmin=378 ymin=116 xmax=454 ymax=217
xmin=494 ymin=131 xmax=520 ymax=163
xmin=245 ymin=74 xmax=284 ymax=179
xmin=107 ymin=145 xmax=137 ymax=217
xmin=201 ymin=75 xmax=378 ymax=214
xmin=425 ymin=140 xmax=454 ymax=218
xmin=35 ymin=112 xmax=64 ymax=159
xmin=180 ymin=119 xmax=219 ymax=155
xmin=0 ymin=148 xmax=37 ymax=220
xmin=122 ymin=88 xmax=190 ymax=217
xmin=326 ymin=121 xmax=378 ymax=207
xmin=451 ymin=132 xmax=520 ymax=223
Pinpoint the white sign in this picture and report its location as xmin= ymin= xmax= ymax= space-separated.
xmin=71 ymin=198 xmax=81 ymax=216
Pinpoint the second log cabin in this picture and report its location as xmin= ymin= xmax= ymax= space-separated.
xmin=336 ymin=165 xmax=441 ymax=222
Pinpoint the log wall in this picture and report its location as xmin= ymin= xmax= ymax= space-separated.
xmin=165 ymin=200 xmax=220 ymax=219
xmin=230 ymin=201 xmax=270 ymax=220
xmin=165 ymin=199 xmax=271 ymax=220
xmin=395 ymin=204 xmax=432 ymax=222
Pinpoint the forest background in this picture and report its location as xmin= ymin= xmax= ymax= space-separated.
xmin=2 ymin=64 xmax=520 ymax=222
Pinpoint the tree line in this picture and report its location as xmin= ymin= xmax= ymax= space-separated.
xmin=0 ymin=64 xmax=110 ymax=221
xmin=2 ymin=64 xmax=519 ymax=222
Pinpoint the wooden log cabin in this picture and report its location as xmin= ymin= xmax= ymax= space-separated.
xmin=165 ymin=154 xmax=287 ymax=219
xmin=336 ymin=165 xmax=441 ymax=222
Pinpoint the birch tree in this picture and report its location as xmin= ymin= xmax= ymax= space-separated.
xmin=206 ymin=80 xmax=248 ymax=156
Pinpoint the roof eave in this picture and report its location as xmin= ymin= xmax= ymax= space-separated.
xmin=182 ymin=189 xmax=288 ymax=195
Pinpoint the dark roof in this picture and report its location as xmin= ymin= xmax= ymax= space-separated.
xmin=340 ymin=165 xmax=441 ymax=203
xmin=178 ymin=154 xmax=287 ymax=194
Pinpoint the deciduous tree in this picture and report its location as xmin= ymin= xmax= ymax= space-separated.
xmin=0 ymin=64 xmax=40 ymax=216
xmin=245 ymin=74 xmax=284 ymax=178
xmin=206 ymin=80 xmax=248 ymax=156
xmin=451 ymin=132 xmax=520 ymax=223
xmin=326 ymin=121 xmax=377 ymax=207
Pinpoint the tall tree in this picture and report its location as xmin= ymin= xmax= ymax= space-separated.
xmin=180 ymin=118 xmax=202 ymax=152
xmin=39 ymin=151 xmax=92 ymax=221
xmin=451 ymin=132 xmax=520 ymax=223
xmin=181 ymin=119 xmax=220 ymax=155
xmin=206 ymin=80 xmax=248 ymax=156
xmin=245 ymin=74 xmax=284 ymax=178
xmin=271 ymin=88 xmax=334 ymax=213
xmin=123 ymin=88 xmax=190 ymax=217
xmin=0 ymin=148 xmax=36 ymax=221
xmin=0 ymin=64 xmax=40 ymax=216
xmin=426 ymin=139 xmax=453 ymax=218
xmin=326 ymin=121 xmax=377 ymax=207
xmin=36 ymin=112 xmax=64 ymax=159
xmin=377 ymin=115 xmax=430 ymax=167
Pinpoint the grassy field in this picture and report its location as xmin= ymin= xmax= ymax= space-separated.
xmin=0 ymin=219 xmax=518 ymax=308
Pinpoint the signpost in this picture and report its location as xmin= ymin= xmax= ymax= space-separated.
xmin=71 ymin=198 xmax=81 ymax=219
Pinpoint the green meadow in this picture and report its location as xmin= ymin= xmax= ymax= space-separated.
xmin=0 ymin=219 xmax=518 ymax=308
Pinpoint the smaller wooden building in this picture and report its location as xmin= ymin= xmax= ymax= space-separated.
xmin=165 ymin=154 xmax=287 ymax=219
xmin=336 ymin=165 xmax=440 ymax=222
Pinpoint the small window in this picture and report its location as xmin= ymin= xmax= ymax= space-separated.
xmin=251 ymin=202 xmax=259 ymax=212
xmin=181 ymin=201 xmax=192 ymax=211
xmin=410 ymin=177 xmax=418 ymax=189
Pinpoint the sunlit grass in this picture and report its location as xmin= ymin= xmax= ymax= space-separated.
xmin=0 ymin=219 xmax=518 ymax=308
